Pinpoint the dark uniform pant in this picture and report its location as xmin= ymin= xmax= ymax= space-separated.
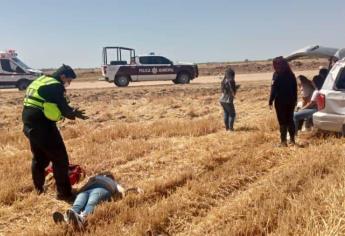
xmin=24 ymin=124 xmax=72 ymax=197
xmin=274 ymin=102 xmax=296 ymax=143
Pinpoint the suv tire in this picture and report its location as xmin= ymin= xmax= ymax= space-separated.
xmin=176 ymin=72 xmax=191 ymax=84
xmin=17 ymin=79 xmax=30 ymax=91
xmin=114 ymin=75 xmax=130 ymax=87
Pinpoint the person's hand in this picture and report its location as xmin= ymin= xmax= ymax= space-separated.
xmin=74 ymin=108 xmax=89 ymax=120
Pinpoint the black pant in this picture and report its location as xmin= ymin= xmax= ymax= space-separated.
xmin=274 ymin=102 xmax=295 ymax=143
xmin=24 ymin=124 xmax=72 ymax=197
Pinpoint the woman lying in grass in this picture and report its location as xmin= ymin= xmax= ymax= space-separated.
xmin=53 ymin=171 xmax=142 ymax=230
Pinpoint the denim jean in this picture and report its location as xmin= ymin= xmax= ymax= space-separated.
xmin=71 ymin=187 xmax=112 ymax=215
xmin=221 ymin=102 xmax=236 ymax=130
xmin=293 ymin=108 xmax=317 ymax=134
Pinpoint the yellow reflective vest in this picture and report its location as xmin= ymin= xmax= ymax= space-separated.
xmin=23 ymin=76 xmax=63 ymax=121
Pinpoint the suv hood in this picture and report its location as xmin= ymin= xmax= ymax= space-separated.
xmin=285 ymin=45 xmax=339 ymax=61
xmin=27 ymin=68 xmax=43 ymax=75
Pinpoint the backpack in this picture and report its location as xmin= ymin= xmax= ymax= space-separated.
xmin=45 ymin=164 xmax=86 ymax=185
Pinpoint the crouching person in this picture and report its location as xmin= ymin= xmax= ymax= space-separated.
xmin=53 ymin=171 xmax=142 ymax=230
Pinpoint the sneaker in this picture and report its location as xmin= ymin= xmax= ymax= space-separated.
xmin=66 ymin=209 xmax=85 ymax=230
xmin=53 ymin=211 xmax=66 ymax=224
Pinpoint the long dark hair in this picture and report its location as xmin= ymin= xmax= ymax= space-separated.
xmin=221 ymin=67 xmax=235 ymax=93
xmin=97 ymin=171 xmax=115 ymax=180
xmin=273 ymin=56 xmax=294 ymax=76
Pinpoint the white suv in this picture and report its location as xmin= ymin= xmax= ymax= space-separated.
xmin=313 ymin=58 xmax=345 ymax=133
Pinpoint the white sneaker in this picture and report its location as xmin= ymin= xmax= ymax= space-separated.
xmin=67 ymin=209 xmax=85 ymax=230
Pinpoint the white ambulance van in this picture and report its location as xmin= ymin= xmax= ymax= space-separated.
xmin=0 ymin=50 xmax=42 ymax=90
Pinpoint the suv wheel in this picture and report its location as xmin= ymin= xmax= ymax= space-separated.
xmin=176 ymin=72 xmax=190 ymax=84
xmin=17 ymin=79 xmax=30 ymax=91
xmin=114 ymin=75 xmax=130 ymax=87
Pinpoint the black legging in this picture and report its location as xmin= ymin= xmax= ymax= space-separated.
xmin=274 ymin=102 xmax=296 ymax=143
xmin=24 ymin=124 xmax=72 ymax=197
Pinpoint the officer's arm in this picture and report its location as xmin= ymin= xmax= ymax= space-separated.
xmin=54 ymin=86 xmax=76 ymax=120
xmin=269 ymin=73 xmax=278 ymax=106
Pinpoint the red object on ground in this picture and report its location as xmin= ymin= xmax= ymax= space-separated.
xmin=45 ymin=164 xmax=86 ymax=185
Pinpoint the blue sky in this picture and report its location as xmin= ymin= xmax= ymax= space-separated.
xmin=0 ymin=0 xmax=344 ymax=68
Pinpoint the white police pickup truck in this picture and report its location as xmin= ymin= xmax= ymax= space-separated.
xmin=101 ymin=47 xmax=198 ymax=87
xmin=0 ymin=49 xmax=42 ymax=90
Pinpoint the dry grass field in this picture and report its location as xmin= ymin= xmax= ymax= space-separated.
xmin=1 ymin=72 xmax=345 ymax=235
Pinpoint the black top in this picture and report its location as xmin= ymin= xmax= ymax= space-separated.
xmin=22 ymin=81 xmax=76 ymax=126
xmin=269 ymin=72 xmax=297 ymax=106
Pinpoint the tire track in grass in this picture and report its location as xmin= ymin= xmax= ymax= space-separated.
xmin=182 ymin=141 xmax=345 ymax=235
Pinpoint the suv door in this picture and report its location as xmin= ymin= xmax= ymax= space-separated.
xmin=0 ymin=59 xmax=18 ymax=86
xmin=137 ymin=56 xmax=175 ymax=81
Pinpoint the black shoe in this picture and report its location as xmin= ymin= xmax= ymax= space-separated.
xmin=276 ymin=142 xmax=288 ymax=147
xmin=53 ymin=211 xmax=66 ymax=224
xmin=56 ymin=193 xmax=75 ymax=203
xmin=35 ymin=187 xmax=44 ymax=195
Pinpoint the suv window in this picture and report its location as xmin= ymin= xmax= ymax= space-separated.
xmin=0 ymin=59 xmax=24 ymax=73
xmin=334 ymin=67 xmax=345 ymax=90
xmin=157 ymin=57 xmax=171 ymax=64
xmin=139 ymin=56 xmax=151 ymax=64
xmin=0 ymin=59 xmax=14 ymax=72
xmin=139 ymin=56 xmax=171 ymax=65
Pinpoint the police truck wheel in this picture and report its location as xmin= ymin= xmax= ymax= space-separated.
xmin=176 ymin=73 xmax=190 ymax=84
xmin=114 ymin=75 xmax=130 ymax=87
xmin=17 ymin=79 xmax=30 ymax=91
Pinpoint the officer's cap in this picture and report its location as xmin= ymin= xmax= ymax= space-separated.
xmin=52 ymin=64 xmax=77 ymax=79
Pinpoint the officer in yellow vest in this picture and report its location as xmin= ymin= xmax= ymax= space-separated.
xmin=22 ymin=64 xmax=88 ymax=201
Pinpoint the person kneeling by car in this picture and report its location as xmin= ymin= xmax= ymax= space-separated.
xmin=53 ymin=172 xmax=143 ymax=230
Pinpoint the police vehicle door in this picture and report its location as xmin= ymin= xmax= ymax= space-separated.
xmin=137 ymin=56 xmax=175 ymax=81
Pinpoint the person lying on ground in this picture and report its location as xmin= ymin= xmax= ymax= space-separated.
xmin=52 ymin=171 xmax=143 ymax=230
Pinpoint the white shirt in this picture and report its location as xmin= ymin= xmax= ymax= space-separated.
xmin=311 ymin=90 xmax=319 ymax=102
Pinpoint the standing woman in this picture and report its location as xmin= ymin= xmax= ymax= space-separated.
xmin=269 ymin=57 xmax=297 ymax=146
xmin=219 ymin=67 xmax=237 ymax=131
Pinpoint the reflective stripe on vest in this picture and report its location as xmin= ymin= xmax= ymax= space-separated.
xmin=23 ymin=76 xmax=60 ymax=109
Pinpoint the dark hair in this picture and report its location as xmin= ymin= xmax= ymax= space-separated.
xmin=298 ymin=75 xmax=312 ymax=86
xmin=51 ymin=64 xmax=76 ymax=80
xmin=273 ymin=56 xmax=293 ymax=75
xmin=224 ymin=67 xmax=235 ymax=79
xmin=97 ymin=171 xmax=115 ymax=180
xmin=312 ymin=75 xmax=324 ymax=90
xmin=319 ymin=68 xmax=329 ymax=79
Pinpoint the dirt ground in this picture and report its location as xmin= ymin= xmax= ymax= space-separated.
xmin=1 ymin=68 xmax=345 ymax=235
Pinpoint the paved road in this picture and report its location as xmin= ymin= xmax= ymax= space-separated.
xmin=1 ymin=70 xmax=316 ymax=92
